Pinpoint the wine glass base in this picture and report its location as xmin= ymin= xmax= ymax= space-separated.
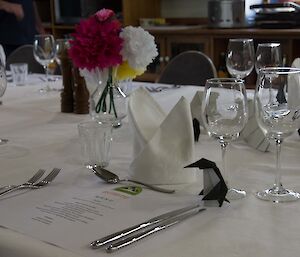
xmin=39 ymin=86 xmax=52 ymax=94
xmin=256 ymin=187 xmax=300 ymax=202
xmin=227 ymin=188 xmax=246 ymax=200
xmin=0 ymin=138 xmax=9 ymax=145
xmin=113 ymin=120 xmax=122 ymax=129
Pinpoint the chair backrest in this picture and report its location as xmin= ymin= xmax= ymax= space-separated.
xmin=157 ymin=50 xmax=217 ymax=86
xmin=6 ymin=44 xmax=44 ymax=74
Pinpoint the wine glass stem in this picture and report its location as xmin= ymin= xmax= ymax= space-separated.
xmin=44 ymin=65 xmax=49 ymax=82
xmin=275 ymin=139 xmax=282 ymax=190
xmin=220 ymin=141 xmax=229 ymax=187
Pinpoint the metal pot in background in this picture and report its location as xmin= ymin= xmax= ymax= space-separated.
xmin=208 ymin=0 xmax=246 ymax=28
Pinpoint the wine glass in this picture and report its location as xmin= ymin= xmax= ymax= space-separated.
xmin=202 ymin=78 xmax=248 ymax=200
xmin=255 ymin=67 xmax=300 ymax=202
xmin=33 ymin=34 xmax=56 ymax=93
xmin=226 ymin=38 xmax=255 ymax=79
xmin=255 ymin=43 xmax=282 ymax=73
xmin=55 ymin=38 xmax=71 ymax=83
xmin=0 ymin=53 xmax=8 ymax=144
xmin=255 ymin=43 xmax=282 ymax=105
xmin=55 ymin=38 xmax=70 ymax=68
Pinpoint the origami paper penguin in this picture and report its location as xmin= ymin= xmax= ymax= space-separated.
xmin=185 ymin=158 xmax=229 ymax=207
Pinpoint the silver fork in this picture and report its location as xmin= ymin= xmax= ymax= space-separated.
xmin=0 ymin=169 xmax=45 ymax=196
xmin=0 ymin=169 xmax=45 ymax=191
xmin=0 ymin=168 xmax=61 ymax=197
xmin=29 ymin=168 xmax=61 ymax=189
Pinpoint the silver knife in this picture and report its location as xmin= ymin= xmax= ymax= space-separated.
xmin=90 ymin=204 xmax=202 ymax=249
xmin=106 ymin=207 xmax=206 ymax=253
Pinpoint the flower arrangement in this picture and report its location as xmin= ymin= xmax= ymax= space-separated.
xmin=69 ymin=9 xmax=158 ymax=120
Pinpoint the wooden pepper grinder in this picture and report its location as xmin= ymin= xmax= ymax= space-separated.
xmin=56 ymin=39 xmax=74 ymax=113
xmin=73 ymin=67 xmax=89 ymax=114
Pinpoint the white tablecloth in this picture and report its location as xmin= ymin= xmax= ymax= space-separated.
xmin=0 ymin=78 xmax=300 ymax=257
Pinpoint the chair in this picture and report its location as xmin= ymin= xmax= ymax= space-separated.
xmin=6 ymin=44 xmax=44 ymax=74
xmin=156 ymin=50 xmax=217 ymax=86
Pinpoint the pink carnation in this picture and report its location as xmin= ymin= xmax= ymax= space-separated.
xmin=95 ymin=8 xmax=114 ymax=22
xmin=69 ymin=10 xmax=123 ymax=71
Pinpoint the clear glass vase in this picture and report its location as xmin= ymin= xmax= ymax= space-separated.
xmin=81 ymin=68 xmax=127 ymax=126
xmin=89 ymin=80 xmax=127 ymax=126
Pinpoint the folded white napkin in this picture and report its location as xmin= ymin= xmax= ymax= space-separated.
xmin=190 ymin=90 xmax=219 ymax=134
xmin=289 ymin=58 xmax=300 ymax=128
xmin=0 ymin=44 xmax=6 ymax=65
xmin=128 ymin=87 xmax=196 ymax=185
xmin=240 ymin=99 xmax=271 ymax=152
xmin=190 ymin=91 xmax=205 ymax=133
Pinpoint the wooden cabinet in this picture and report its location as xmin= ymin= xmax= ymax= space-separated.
xmin=210 ymin=29 xmax=300 ymax=87
xmin=35 ymin=0 xmax=161 ymax=38
xmin=210 ymin=29 xmax=298 ymax=68
xmin=139 ymin=27 xmax=212 ymax=82
xmin=137 ymin=27 xmax=300 ymax=86
xmin=166 ymin=35 xmax=210 ymax=61
xmin=35 ymin=1 xmax=300 ymax=86
xmin=122 ymin=0 xmax=160 ymax=26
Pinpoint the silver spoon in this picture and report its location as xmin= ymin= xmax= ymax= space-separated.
xmin=92 ymin=166 xmax=175 ymax=194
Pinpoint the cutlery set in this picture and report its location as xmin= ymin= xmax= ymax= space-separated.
xmin=0 ymin=168 xmax=61 ymax=197
xmin=90 ymin=204 xmax=206 ymax=252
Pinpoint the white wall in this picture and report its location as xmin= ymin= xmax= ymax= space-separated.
xmin=161 ymin=0 xmax=208 ymax=18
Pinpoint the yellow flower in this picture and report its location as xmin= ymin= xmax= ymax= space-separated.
xmin=115 ymin=61 xmax=144 ymax=80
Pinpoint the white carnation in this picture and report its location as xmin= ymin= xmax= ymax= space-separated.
xmin=120 ymin=26 xmax=158 ymax=70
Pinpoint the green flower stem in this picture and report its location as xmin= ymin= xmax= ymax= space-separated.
xmin=95 ymin=68 xmax=118 ymax=118
xmin=109 ymin=86 xmax=118 ymax=118
xmin=109 ymin=86 xmax=113 ymax=113
xmin=101 ymin=86 xmax=108 ymax=112
xmin=95 ymin=84 xmax=108 ymax=113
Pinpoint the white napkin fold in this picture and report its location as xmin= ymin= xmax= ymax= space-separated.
xmin=128 ymin=87 xmax=196 ymax=185
xmin=190 ymin=90 xmax=219 ymax=134
xmin=0 ymin=44 xmax=6 ymax=65
xmin=289 ymin=59 xmax=300 ymax=128
xmin=240 ymin=99 xmax=271 ymax=152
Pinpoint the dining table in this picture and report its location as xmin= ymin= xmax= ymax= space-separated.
xmin=0 ymin=74 xmax=300 ymax=257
